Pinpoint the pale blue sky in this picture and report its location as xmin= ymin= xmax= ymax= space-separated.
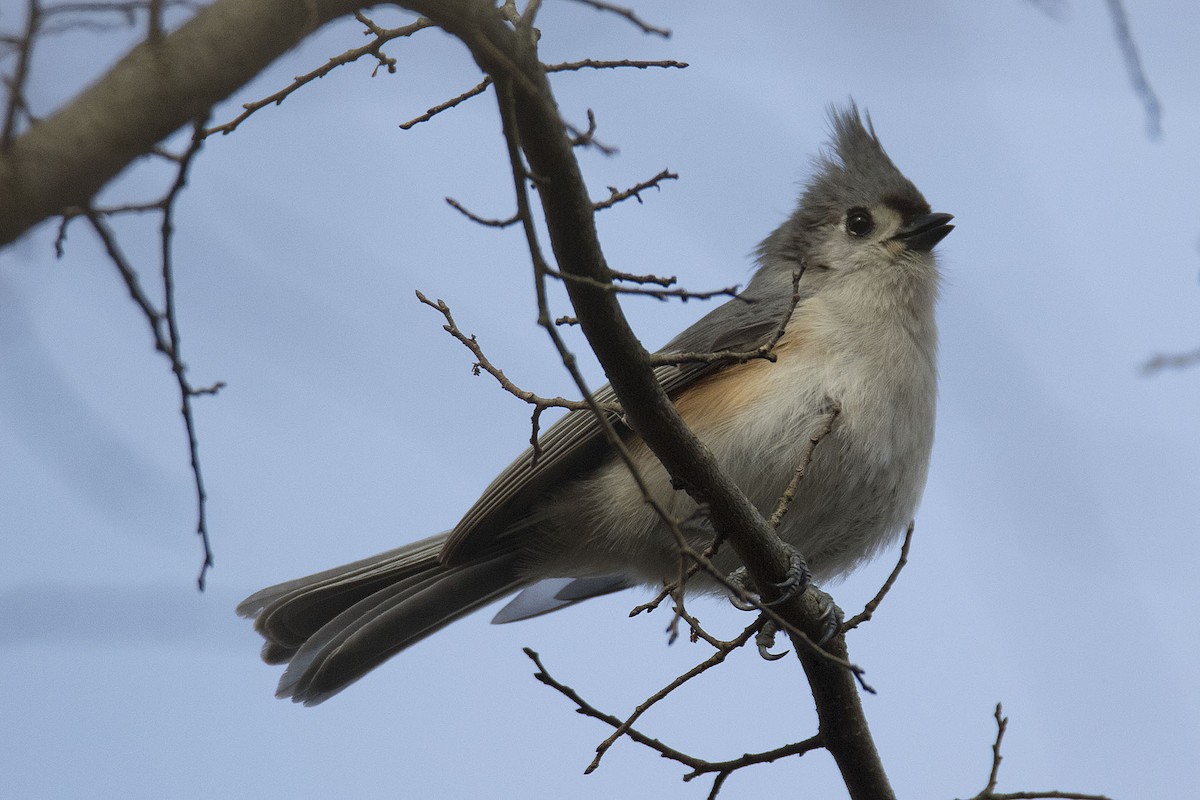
xmin=3 ymin=2 xmax=1199 ymax=798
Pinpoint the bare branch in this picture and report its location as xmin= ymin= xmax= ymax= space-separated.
xmin=408 ymin=11 xmax=896 ymax=785
xmin=158 ymin=118 xmax=217 ymax=588
xmin=629 ymin=536 xmax=723 ymax=617
xmin=593 ymin=168 xmax=678 ymax=211
xmin=526 ymin=647 xmax=822 ymax=792
xmin=415 ymin=289 xmax=616 ymax=418
xmin=565 ymin=0 xmax=671 ymax=38
xmin=490 ymin=76 xmax=768 ymax=650
xmin=80 ymin=121 xmax=223 ymax=588
xmin=608 ymin=268 xmax=675 ymax=287
xmin=842 ymin=521 xmax=914 ymax=632
xmin=1141 ymin=345 xmax=1200 ymax=375
xmin=445 ymin=195 xmax=519 ymax=228
xmin=1104 ymin=0 xmax=1162 ymax=139
xmin=525 ymin=647 xmax=712 ymax=769
xmin=649 ymin=267 xmax=805 ymax=367
xmin=446 ymin=168 xmax=678 ymax=231
xmin=2 ymin=0 xmax=42 ymax=149
xmin=491 ymin=76 xmax=670 ymax=509
xmin=0 ymin=0 xmax=371 ymax=247
xmin=684 ymin=737 xmax=824 ymax=782
xmin=204 ymin=14 xmax=436 ymax=137
xmin=1024 ymin=0 xmax=1068 ymax=20
xmin=399 ymin=75 xmax=492 ymax=130
xmin=586 ymin=617 xmax=764 ymax=773
xmin=565 ymin=108 xmax=615 ymax=154
xmin=965 ymin=703 xmax=1115 ymax=800
xmin=84 ymin=212 xmax=162 ymax=325
xmin=400 ymin=59 xmax=684 ymax=131
xmin=148 ymin=0 xmax=163 ymax=41
xmin=767 ymin=403 xmax=840 ymax=529
xmin=545 ymin=265 xmax=739 ymax=301
xmin=983 ymin=703 xmax=1008 ymax=798
xmin=546 ymin=57 xmax=686 ymax=72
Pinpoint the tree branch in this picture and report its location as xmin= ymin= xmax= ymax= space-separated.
xmin=0 ymin=0 xmax=368 ymax=246
xmin=391 ymin=2 xmax=894 ymax=796
xmin=964 ymin=704 xmax=1113 ymax=800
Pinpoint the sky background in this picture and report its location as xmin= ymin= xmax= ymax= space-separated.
xmin=3 ymin=1 xmax=1199 ymax=798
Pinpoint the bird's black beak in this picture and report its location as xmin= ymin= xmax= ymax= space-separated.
xmin=895 ymin=212 xmax=954 ymax=252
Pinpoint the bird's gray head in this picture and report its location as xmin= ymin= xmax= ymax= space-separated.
xmin=759 ymin=104 xmax=952 ymax=279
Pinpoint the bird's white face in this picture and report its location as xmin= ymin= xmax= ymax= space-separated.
xmin=811 ymin=202 xmax=932 ymax=276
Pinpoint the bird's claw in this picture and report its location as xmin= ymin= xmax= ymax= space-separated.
xmin=762 ymin=548 xmax=811 ymax=608
xmin=810 ymin=588 xmax=844 ymax=645
xmin=725 ymin=547 xmax=811 ymax=611
xmin=725 ymin=567 xmax=760 ymax=611
xmin=756 ymin=621 xmax=789 ymax=661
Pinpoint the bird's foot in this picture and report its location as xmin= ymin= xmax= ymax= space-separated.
xmin=807 ymin=586 xmax=843 ymax=646
xmin=762 ymin=547 xmax=811 ymax=608
xmin=756 ymin=620 xmax=789 ymax=660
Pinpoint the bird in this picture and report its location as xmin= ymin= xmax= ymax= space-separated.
xmin=237 ymin=104 xmax=953 ymax=705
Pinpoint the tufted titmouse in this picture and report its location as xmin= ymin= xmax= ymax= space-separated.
xmin=238 ymin=104 xmax=952 ymax=705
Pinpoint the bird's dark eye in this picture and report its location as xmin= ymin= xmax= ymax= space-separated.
xmin=846 ymin=208 xmax=874 ymax=237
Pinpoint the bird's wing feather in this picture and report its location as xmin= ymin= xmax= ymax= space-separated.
xmin=440 ymin=265 xmax=806 ymax=565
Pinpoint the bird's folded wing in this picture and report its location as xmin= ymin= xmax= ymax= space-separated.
xmin=440 ymin=266 xmax=808 ymax=565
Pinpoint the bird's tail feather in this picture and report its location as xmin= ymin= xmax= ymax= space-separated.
xmin=237 ymin=533 xmax=524 ymax=705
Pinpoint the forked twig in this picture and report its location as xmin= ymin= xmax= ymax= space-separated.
xmin=80 ymin=118 xmax=221 ymax=589
xmin=965 ymin=703 xmax=1114 ymax=800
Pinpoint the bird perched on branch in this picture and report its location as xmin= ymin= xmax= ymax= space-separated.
xmin=238 ymin=104 xmax=953 ymax=705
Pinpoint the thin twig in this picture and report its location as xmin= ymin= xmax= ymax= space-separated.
xmin=649 ymin=266 xmax=805 ymax=368
xmin=400 ymin=76 xmax=492 ymax=129
xmin=2 ymin=0 xmax=41 ymax=149
xmin=445 ymin=168 xmax=677 ymax=231
xmin=80 ymin=118 xmax=221 ymax=589
xmin=566 ymin=108 xmax=616 ymax=154
xmin=496 ymin=93 xmax=856 ymax=680
xmin=767 ymin=404 xmax=840 ymax=528
xmin=706 ymin=771 xmax=731 ymax=800
xmin=547 ymin=57 xmax=686 ymax=72
xmin=83 ymin=213 xmax=162 ymax=326
xmin=147 ymin=0 xmax=162 ymax=41
xmin=842 ymin=522 xmax=914 ymax=632
xmin=494 ymin=79 xmax=659 ymax=490
xmin=593 ymin=168 xmax=678 ymax=211
xmin=205 ymin=15 xmax=436 ymax=137
xmin=494 ymin=80 xmax=733 ymax=626
xmin=586 ymin=617 xmax=764 ymax=773
xmin=444 ymin=196 xmax=519 ymax=228
xmin=545 ymin=265 xmax=739 ymax=301
xmin=629 ymin=536 xmax=722 ymax=617
xmin=526 ymin=647 xmax=710 ymax=769
xmin=401 ymin=59 xmax=683 ymax=130
xmin=964 ymin=703 xmax=1114 ymax=800
xmin=159 ymin=118 xmax=216 ymax=589
xmin=984 ymin=704 xmax=1008 ymax=796
xmin=1141 ymin=346 xmax=1200 ymax=375
xmin=609 ymin=268 xmax=675 ymax=287
xmin=565 ymin=0 xmax=672 ymax=38
xmin=1104 ymin=0 xmax=1162 ymax=139
xmin=667 ymin=600 xmax=725 ymax=650
xmin=526 ymin=648 xmax=822 ymax=784
xmin=414 ymin=290 xmax=615 ymax=418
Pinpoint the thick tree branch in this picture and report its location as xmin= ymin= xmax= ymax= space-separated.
xmin=0 ymin=0 xmax=367 ymax=246
xmin=391 ymin=3 xmax=893 ymax=797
